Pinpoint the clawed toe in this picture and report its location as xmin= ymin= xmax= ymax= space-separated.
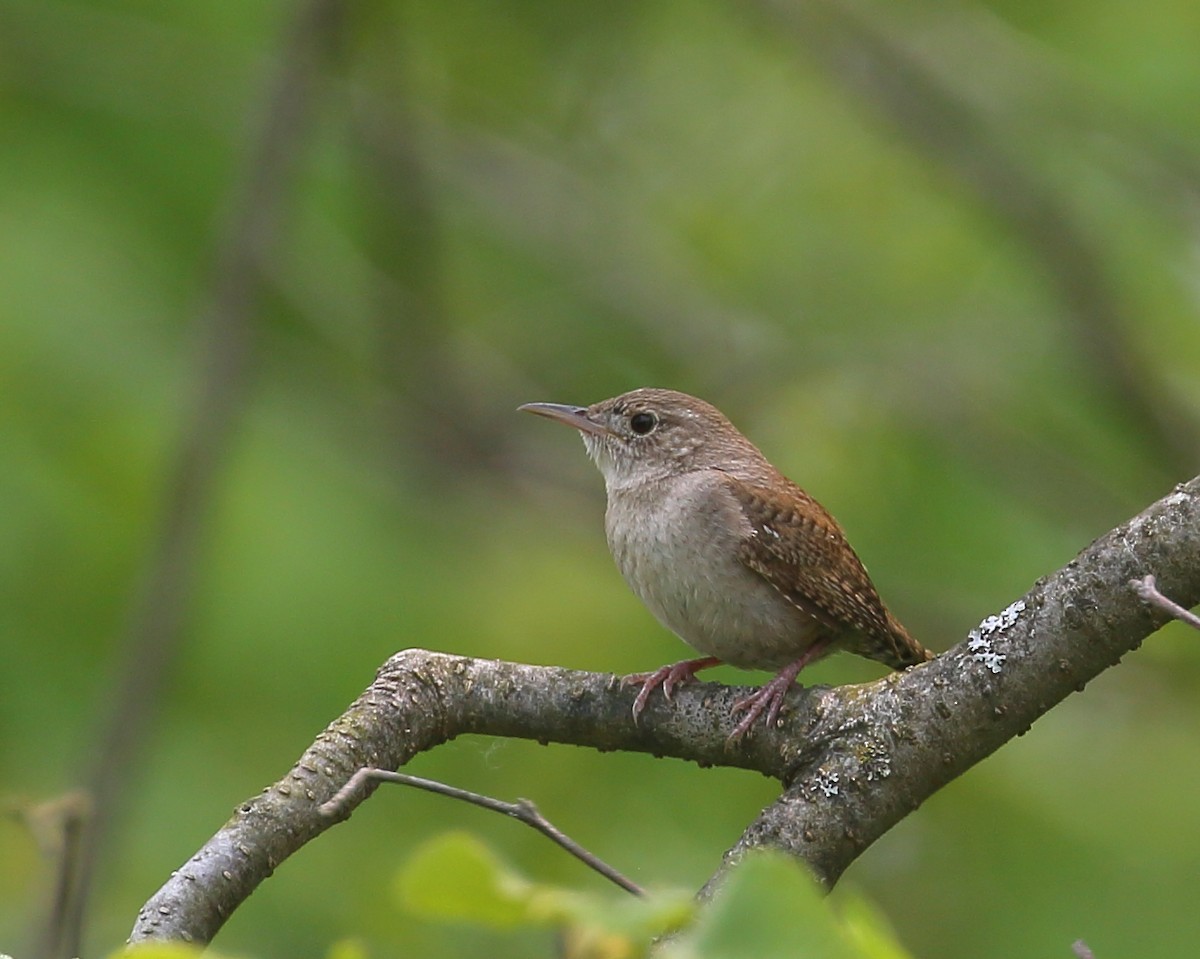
xmin=621 ymin=656 xmax=721 ymax=721
xmin=620 ymin=653 xmax=814 ymax=738
xmin=728 ymin=667 xmax=809 ymax=740
xmin=729 ymin=686 xmax=782 ymax=740
xmin=626 ymin=666 xmax=672 ymax=720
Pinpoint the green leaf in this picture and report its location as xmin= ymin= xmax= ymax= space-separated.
xmin=396 ymin=830 xmax=534 ymax=928
xmin=659 ymin=850 xmax=913 ymax=959
xmin=838 ymin=891 xmax=915 ymax=959
xmin=395 ymin=830 xmax=692 ymax=950
xmin=115 ymin=945 xmax=223 ymax=959
xmin=326 ymin=938 xmax=370 ymax=959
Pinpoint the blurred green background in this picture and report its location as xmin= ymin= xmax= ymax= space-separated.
xmin=3 ymin=0 xmax=1200 ymax=956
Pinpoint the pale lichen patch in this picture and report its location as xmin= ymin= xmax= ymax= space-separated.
xmin=813 ymin=768 xmax=840 ymax=797
xmin=966 ymin=599 xmax=1026 ymax=674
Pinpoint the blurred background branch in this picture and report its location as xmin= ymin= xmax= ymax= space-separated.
xmin=748 ymin=0 xmax=1200 ymax=475
xmin=27 ymin=2 xmax=346 ymax=957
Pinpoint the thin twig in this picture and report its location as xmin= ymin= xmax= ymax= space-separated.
xmin=13 ymin=792 xmax=91 ymax=959
xmin=1131 ymin=574 xmax=1200 ymax=631
xmin=320 ymin=768 xmax=645 ymax=898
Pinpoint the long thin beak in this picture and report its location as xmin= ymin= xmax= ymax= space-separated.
xmin=518 ymin=402 xmax=611 ymax=438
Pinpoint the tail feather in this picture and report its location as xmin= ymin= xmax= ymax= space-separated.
xmin=878 ymin=613 xmax=934 ymax=670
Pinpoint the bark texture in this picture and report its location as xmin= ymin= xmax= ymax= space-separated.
xmin=130 ymin=477 xmax=1200 ymax=944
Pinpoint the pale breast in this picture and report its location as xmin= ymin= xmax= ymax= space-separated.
xmin=604 ymin=470 xmax=824 ymax=670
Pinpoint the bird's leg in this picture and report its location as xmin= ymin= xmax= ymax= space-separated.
xmin=622 ymin=656 xmax=722 ymax=721
xmin=729 ymin=639 xmax=832 ymax=740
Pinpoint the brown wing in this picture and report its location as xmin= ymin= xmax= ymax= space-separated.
xmin=720 ymin=472 xmax=929 ymax=669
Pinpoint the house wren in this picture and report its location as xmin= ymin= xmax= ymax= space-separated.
xmin=519 ymin=388 xmax=933 ymax=739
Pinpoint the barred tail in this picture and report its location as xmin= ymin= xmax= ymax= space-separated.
xmin=880 ymin=614 xmax=935 ymax=670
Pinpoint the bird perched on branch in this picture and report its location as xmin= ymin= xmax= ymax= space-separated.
xmin=520 ymin=388 xmax=933 ymax=740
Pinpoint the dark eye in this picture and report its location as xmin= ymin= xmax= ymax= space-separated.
xmin=629 ymin=412 xmax=657 ymax=435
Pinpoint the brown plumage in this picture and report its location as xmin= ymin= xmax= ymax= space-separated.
xmin=727 ymin=475 xmax=929 ymax=671
xmin=520 ymin=388 xmax=933 ymax=738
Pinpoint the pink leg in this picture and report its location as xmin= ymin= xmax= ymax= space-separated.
xmin=622 ymin=656 xmax=721 ymax=721
xmin=729 ymin=640 xmax=831 ymax=740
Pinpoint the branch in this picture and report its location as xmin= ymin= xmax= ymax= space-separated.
xmin=129 ymin=476 xmax=1200 ymax=945
xmin=320 ymin=769 xmax=645 ymax=896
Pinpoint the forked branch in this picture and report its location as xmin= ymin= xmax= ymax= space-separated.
xmin=129 ymin=477 xmax=1200 ymax=944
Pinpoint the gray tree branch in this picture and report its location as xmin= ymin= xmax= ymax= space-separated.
xmin=129 ymin=475 xmax=1200 ymax=945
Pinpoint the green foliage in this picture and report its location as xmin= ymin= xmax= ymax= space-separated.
xmin=397 ymin=831 xmax=692 ymax=955
xmin=118 ymin=937 xmax=369 ymax=959
xmin=661 ymin=852 xmax=913 ymax=959
xmin=117 ymin=945 xmax=223 ymax=959
xmin=5 ymin=0 xmax=1200 ymax=957
xmin=398 ymin=830 xmax=544 ymax=928
xmin=324 ymin=939 xmax=370 ymax=959
xmin=397 ymin=836 xmax=913 ymax=959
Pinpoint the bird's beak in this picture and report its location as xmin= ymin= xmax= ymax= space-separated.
xmin=518 ymin=402 xmax=611 ymax=438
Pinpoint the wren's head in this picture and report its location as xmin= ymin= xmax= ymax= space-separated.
xmin=519 ymin=388 xmax=769 ymax=490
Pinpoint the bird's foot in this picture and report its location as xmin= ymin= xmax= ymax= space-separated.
xmin=622 ymin=656 xmax=721 ymax=721
xmin=728 ymin=642 xmax=830 ymax=740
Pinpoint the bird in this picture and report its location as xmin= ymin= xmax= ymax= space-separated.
xmin=519 ymin=388 xmax=933 ymax=739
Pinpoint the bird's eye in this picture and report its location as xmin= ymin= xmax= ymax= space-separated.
xmin=629 ymin=412 xmax=657 ymax=435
